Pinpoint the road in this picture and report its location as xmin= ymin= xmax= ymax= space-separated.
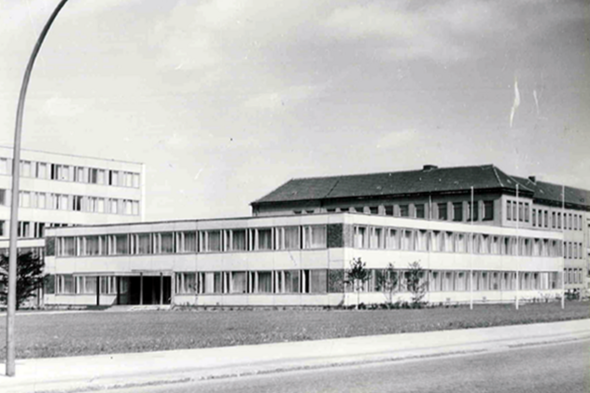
xmin=104 ymin=339 xmax=590 ymax=393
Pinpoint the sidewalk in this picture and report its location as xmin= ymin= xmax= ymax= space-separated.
xmin=1 ymin=318 xmax=589 ymax=393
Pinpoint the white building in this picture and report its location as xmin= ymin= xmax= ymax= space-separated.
xmin=0 ymin=145 xmax=145 ymax=265
xmin=41 ymin=164 xmax=575 ymax=307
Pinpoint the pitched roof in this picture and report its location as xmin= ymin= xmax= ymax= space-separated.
xmin=512 ymin=176 xmax=590 ymax=209
xmin=252 ymin=165 xmax=532 ymax=205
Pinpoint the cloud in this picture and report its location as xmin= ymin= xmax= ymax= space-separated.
xmin=243 ymin=85 xmax=323 ymax=110
xmin=376 ymin=129 xmax=419 ymax=149
xmin=41 ymin=95 xmax=86 ymax=117
xmin=322 ymin=2 xmax=503 ymax=63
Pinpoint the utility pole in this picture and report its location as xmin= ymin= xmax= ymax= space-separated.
xmin=6 ymin=0 xmax=69 ymax=376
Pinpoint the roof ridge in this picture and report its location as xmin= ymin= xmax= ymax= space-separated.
xmin=288 ymin=164 xmax=494 ymax=182
xmin=491 ymin=166 xmax=504 ymax=188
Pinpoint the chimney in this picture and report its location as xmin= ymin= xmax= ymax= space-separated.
xmin=423 ymin=165 xmax=438 ymax=171
xmin=528 ymin=176 xmax=536 ymax=183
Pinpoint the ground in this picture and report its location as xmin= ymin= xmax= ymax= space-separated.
xmin=0 ymin=302 xmax=588 ymax=359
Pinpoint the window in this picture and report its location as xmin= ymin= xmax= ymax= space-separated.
xmin=205 ymin=231 xmax=222 ymax=252
xmin=453 ymin=202 xmax=463 ymax=221
xmin=284 ymin=270 xmax=300 ymax=293
xmin=59 ymin=237 xmax=77 ymax=256
xmin=0 ymin=158 xmax=9 ymax=174
xmin=438 ymin=203 xmax=448 ymax=220
xmin=415 ymin=204 xmax=425 ymax=219
xmin=257 ymin=271 xmax=273 ymax=293
xmin=524 ymin=203 xmax=529 ymax=222
xmin=518 ymin=202 xmax=523 ymax=222
xmin=282 ymin=227 xmax=300 ymax=250
xmin=19 ymin=191 xmax=30 ymax=208
xmin=355 ymin=226 xmax=367 ymax=248
xmin=506 ymin=201 xmax=512 ymax=220
xmin=57 ymin=275 xmax=75 ymax=294
xmin=544 ymin=211 xmax=548 ymax=228
xmin=100 ymin=277 xmax=116 ymax=294
xmin=257 ymin=228 xmax=273 ymax=250
xmin=83 ymin=236 xmax=99 ymax=256
xmin=133 ymin=173 xmax=140 ymax=188
xmin=114 ymin=234 xmax=129 ymax=255
xmin=483 ymin=201 xmax=494 ymax=221
xmin=304 ymin=225 xmax=327 ymax=249
xmin=230 ymin=229 xmax=247 ymax=251
xmin=160 ymin=232 xmax=174 ymax=253
xmin=136 ymin=233 xmax=152 ymax=254
xmin=400 ymin=205 xmax=409 ymax=217
xmin=230 ymin=272 xmax=247 ymax=293
xmin=181 ymin=231 xmax=197 ymax=253
xmin=552 ymin=212 xmax=556 ymax=229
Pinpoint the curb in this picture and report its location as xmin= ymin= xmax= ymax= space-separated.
xmin=5 ymin=330 xmax=590 ymax=393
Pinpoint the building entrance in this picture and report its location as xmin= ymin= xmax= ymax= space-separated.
xmin=117 ymin=275 xmax=171 ymax=305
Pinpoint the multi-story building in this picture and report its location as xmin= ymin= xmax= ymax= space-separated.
xmin=41 ymin=164 xmax=586 ymax=307
xmin=0 ymin=146 xmax=145 ymax=287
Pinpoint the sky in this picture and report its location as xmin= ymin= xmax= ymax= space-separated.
xmin=1 ymin=0 xmax=589 ymax=221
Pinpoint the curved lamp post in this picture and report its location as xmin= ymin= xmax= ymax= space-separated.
xmin=6 ymin=0 xmax=69 ymax=376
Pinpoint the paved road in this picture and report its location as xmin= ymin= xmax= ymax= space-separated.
xmin=109 ymin=339 xmax=590 ymax=393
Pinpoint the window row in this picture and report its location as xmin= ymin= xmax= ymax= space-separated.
xmin=11 ymin=189 xmax=140 ymax=216
xmin=0 ymin=220 xmax=72 ymax=239
xmin=532 ymin=208 xmax=584 ymax=231
xmin=351 ymin=269 xmax=561 ymax=293
xmin=506 ymin=200 xmax=531 ymax=223
xmin=0 ymin=157 xmax=140 ymax=188
xmin=54 ymin=275 xmax=117 ymax=295
xmin=565 ymin=268 xmax=585 ymax=285
xmin=303 ymin=200 xmax=495 ymax=222
xmin=175 ymin=270 xmax=325 ymax=295
xmin=564 ymin=242 xmax=585 ymax=260
xmin=52 ymin=225 xmax=328 ymax=257
xmin=353 ymin=225 xmax=563 ymax=257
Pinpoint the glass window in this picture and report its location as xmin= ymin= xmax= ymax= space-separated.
xmin=160 ymin=232 xmax=174 ymax=253
xmin=257 ymin=271 xmax=273 ymax=293
xmin=415 ymin=204 xmax=425 ymax=219
xmin=438 ymin=203 xmax=448 ymax=220
xmin=507 ymin=201 xmax=512 ymax=221
xmin=183 ymin=231 xmax=197 ymax=253
xmin=283 ymin=226 xmax=300 ymax=250
xmin=115 ymin=234 xmax=129 ymax=255
xmin=231 ymin=229 xmax=247 ymax=251
xmin=133 ymin=173 xmax=140 ymax=188
xmin=483 ymin=201 xmax=494 ymax=221
xmin=304 ymin=225 xmax=327 ymax=249
xmin=206 ymin=231 xmax=222 ymax=252
xmin=400 ymin=205 xmax=409 ymax=217
xmin=231 ymin=272 xmax=247 ymax=293
xmin=453 ymin=202 xmax=463 ymax=221
xmin=257 ymin=228 xmax=273 ymax=250
xmin=86 ymin=236 xmax=100 ymax=256
xmin=136 ymin=233 xmax=152 ymax=254
xmin=284 ymin=270 xmax=300 ymax=293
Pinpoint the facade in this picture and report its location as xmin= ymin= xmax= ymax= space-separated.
xmin=0 ymin=146 xmax=145 ymax=301
xmin=42 ymin=164 xmax=583 ymax=307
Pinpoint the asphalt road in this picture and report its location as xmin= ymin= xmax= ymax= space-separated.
xmin=110 ymin=339 xmax=590 ymax=393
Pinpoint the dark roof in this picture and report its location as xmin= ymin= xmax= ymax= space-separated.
xmin=512 ymin=176 xmax=590 ymax=209
xmin=252 ymin=165 xmax=532 ymax=205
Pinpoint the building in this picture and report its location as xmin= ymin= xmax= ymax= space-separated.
xmin=41 ymin=164 xmax=587 ymax=307
xmin=0 ymin=146 xmax=145 ymax=303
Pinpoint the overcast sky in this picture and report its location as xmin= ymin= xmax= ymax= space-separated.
xmin=1 ymin=0 xmax=588 ymax=220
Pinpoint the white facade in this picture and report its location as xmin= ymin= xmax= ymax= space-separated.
xmin=0 ymin=146 xmax=144 ymax=254
xmin=43 ymin=213 xmax=564 ymax=307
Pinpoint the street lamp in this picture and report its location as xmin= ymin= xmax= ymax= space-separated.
xmin=5 ymin=0 xmax=69 ymax=376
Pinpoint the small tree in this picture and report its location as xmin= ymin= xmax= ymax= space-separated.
xmin=404 ymin=261 xmax=428 ymax=308
xmin=0 ymin=251 xmax=45 ymax=310
xmin=378 ymin=263 xmax=399 ymax=306
xmin=346 ymin=257 xmax=370 ymax=309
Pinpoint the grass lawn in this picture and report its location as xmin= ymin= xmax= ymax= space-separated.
xmin=0 ymin=302 xmax=588 ymax=359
